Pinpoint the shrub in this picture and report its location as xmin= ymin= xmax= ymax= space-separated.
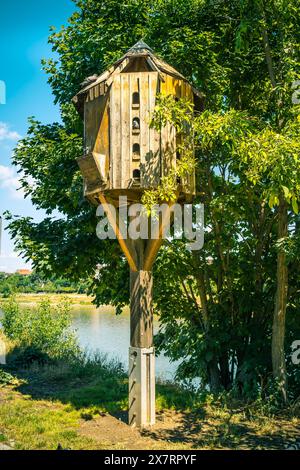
xmin=1 ymin=298 xmax=80 ymax=363
xmin=0 ymin=368 xmax=18 ymax=386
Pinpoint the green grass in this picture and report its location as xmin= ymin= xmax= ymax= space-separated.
xmin=0 ymin=354 xmax=128 ymax=449
xmin=0 ymin=354 xmax=299 ymax=450
xmin=0 ymin=390 xmax=104 ymax=450
xmin=0 ymin=335 xmax=299 ymax=450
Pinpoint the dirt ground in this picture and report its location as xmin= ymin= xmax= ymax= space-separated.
xmin=78 ymin=408 xmax=300 ymax=450
xmin=1 ymin=367 xmax=299 ymax=450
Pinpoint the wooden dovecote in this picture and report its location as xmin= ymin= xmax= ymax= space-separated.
xmin=73 ymin=41 xmax=204 ymax=429
xmin=73 ymin=41 xmax=202 ymax=205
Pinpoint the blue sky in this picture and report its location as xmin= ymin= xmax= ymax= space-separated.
xmin=0 ymin=0 xmax=76 ymax=272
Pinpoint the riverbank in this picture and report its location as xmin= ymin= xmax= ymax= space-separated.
xmin=0 ymin=294 xmax=132 ymax=315
xmin=0 ymin=358 xmax=299 ymax=450
xmin=0 ymin=293 xmax=98 ymax=307
xmin=0 ymin=298 xmax=299 ymax=450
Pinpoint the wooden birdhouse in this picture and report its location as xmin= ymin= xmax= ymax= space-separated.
xmin=73 ymin=41 xmax=202 ymax=205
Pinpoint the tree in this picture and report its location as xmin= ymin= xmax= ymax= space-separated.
xmin=6 ymin=0 xmax=300 ymax=397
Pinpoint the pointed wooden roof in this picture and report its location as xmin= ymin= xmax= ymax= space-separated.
xmin=73 ymin=41 xmax=203 ymax=114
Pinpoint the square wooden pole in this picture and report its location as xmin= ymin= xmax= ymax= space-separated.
xmin=129 ymin=240 xmax=155 ymax=427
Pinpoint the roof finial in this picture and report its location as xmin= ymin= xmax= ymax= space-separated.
xmin=127 ymin=40 xmax=153 ymax=54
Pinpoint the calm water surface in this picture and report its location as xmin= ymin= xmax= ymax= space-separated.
xmin=72 ymin=305 xmax=178 ymax=380
xmin=0 ymin=304 xmax=178 ymax=381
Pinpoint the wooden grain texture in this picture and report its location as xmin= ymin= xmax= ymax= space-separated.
xmin=143 ymin=202 xmax=176 ymax=272
xmin=140 ymin=72 xmax=160 ymax=188
xmin=94 ymin=94 xmax=110 ymax=181
xmin=81 ymin=54 xmax=196 ymax=198
xmin=121 ymin=73 xmax=130 ymax=188
xmin=85 ymin=95 xmax=105 ymax=154
xmin=140 ymin=72 xmax=150 ymax=188
xmin=130 ymin=268 xmax=153 ymax=348
xmin=98 ymin=193 xmax=138 ymax=272
xmin=130 ymin=74 xmax=141 ymax=178
xmin=110 ymin=75 xmax=121 ymax=189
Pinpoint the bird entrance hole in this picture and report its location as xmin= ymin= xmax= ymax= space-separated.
xmin=132 ymin=143 xmax=141 ymax=161
xmin=132 ymin=118 xmax=140 ymax=134
xmin=132 ymin=92 xmax=140 ymax=108
xmin=133 ymin=169 xmax=141 ymax=181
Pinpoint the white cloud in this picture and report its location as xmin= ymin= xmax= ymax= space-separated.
xmin=0 ymin=164 xmax=24 ymax=199
xmin=0 ymin=122 xmax=21 ymax=142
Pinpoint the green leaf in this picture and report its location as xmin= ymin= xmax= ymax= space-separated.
xmin=292 ymin=197 xmax=299 ymax=214
xmin=282 ymin=186 xmax=290 ymax=200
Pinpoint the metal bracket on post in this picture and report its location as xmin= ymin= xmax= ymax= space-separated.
xmin=129 ymin=346 xmax=155 ymax=428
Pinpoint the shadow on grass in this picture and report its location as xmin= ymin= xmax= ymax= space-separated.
xmin=2 ymin=349 xmax=299 ymax=449
xmin=4 ymin=349 xmax=128 ymax=421
xmin=3 ymin=347 xmax=202 ymax=425
xmin=142 ymin=402 xmax=300 ymax=449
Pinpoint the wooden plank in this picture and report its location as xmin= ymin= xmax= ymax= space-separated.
xmin=106 ymin=58 xmax=130 ymax=87
xmin=129 ymin=74 xmax=141 ymax=180
xmin=98 ymin=193 xmax=138 ymax=272
xmin=143 ymin=202 xmax=176 ymax=272
xmin=149 ymin=73 xmax=160 ymax=187
xmin=94 ymin=95 xmax=110 ymax=183
xmin=85 ymin=95 xmax=106 ymax=154
xmin=110 ymin=75 xmax=121 ymax=188
xmin=130 ymin=75 xmax=141 ymax=181
xmin=121 ymin=74 xmax=130 ymax=189
xmin=130 ymin=268 xmax=153 ymax=348
xmin=160 ymin=76 xmax=171 ymax=177
xmin=140 ymin=72 xmax=150 ymax=187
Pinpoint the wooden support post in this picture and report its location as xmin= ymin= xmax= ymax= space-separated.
xmin=130 ymin=269 xmax=153 ymax=349
xmin=97 ymin=197 xmax=177 ymax=427
xmin=143 ymin=202 xmax=175 ymax=272
xmin=98 ymin=193 xmax=138 ymax=272
xmin=129 ymin=240 xmax=155 ymax=427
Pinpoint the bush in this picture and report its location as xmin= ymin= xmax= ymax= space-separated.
xmin=0 ymin=368 xmax=18 ymax=386
xmin=1 ymin=286 xmax=14 ymax=298
xmin=1 ymin=298 xmax=80 ymax=363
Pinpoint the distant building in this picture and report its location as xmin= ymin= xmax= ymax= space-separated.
xmin=16 ymin=269 xmax=32 ymax=276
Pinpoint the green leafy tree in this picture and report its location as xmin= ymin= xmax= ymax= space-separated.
xmin=5 ymin=0 xmax=300 ymax=398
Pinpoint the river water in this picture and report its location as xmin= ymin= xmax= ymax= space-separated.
xmin=0 ymin=304 xmax=178 ymax=381
xmin=72 ymin=305 xmax=178 ymax=380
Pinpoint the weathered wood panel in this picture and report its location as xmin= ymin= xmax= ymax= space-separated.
xmin=130 ymin=74 xmax=141 ymax=181
xmin=140 ymin=72 xmax=150 ymax=188
xmin=130 ymin=269 xmax=153 ymax=349
xmin=121 ymin=74 xmax=131 ymax=188
xmin=94 ymin=94 xmax=110 ymax=182
xmin=84 ymin=95 xmax=106 ymax=154
xmin=110 ymin=75 xmax=122 ymax=189
xmin=97 ymin=69 xmax=195 ymax=195
xmin=141 ymin=73 xmax=161 ymax=188
xmin=160 ymin=76 xmax=195 ymax=197
xmin=110 ymin=72 xmax=160 ymax=190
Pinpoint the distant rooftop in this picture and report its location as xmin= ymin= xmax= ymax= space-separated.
xmin=16 ymin=269 xmax=32 ymax=276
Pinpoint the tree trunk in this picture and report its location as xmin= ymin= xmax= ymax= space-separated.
xmin=208 ymin=362 xmax=222 ymax=393
xmin=272 ymin=196 xmax=288 ymax=402
xmin=194 ymin=262 xmax=222 ymax=393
